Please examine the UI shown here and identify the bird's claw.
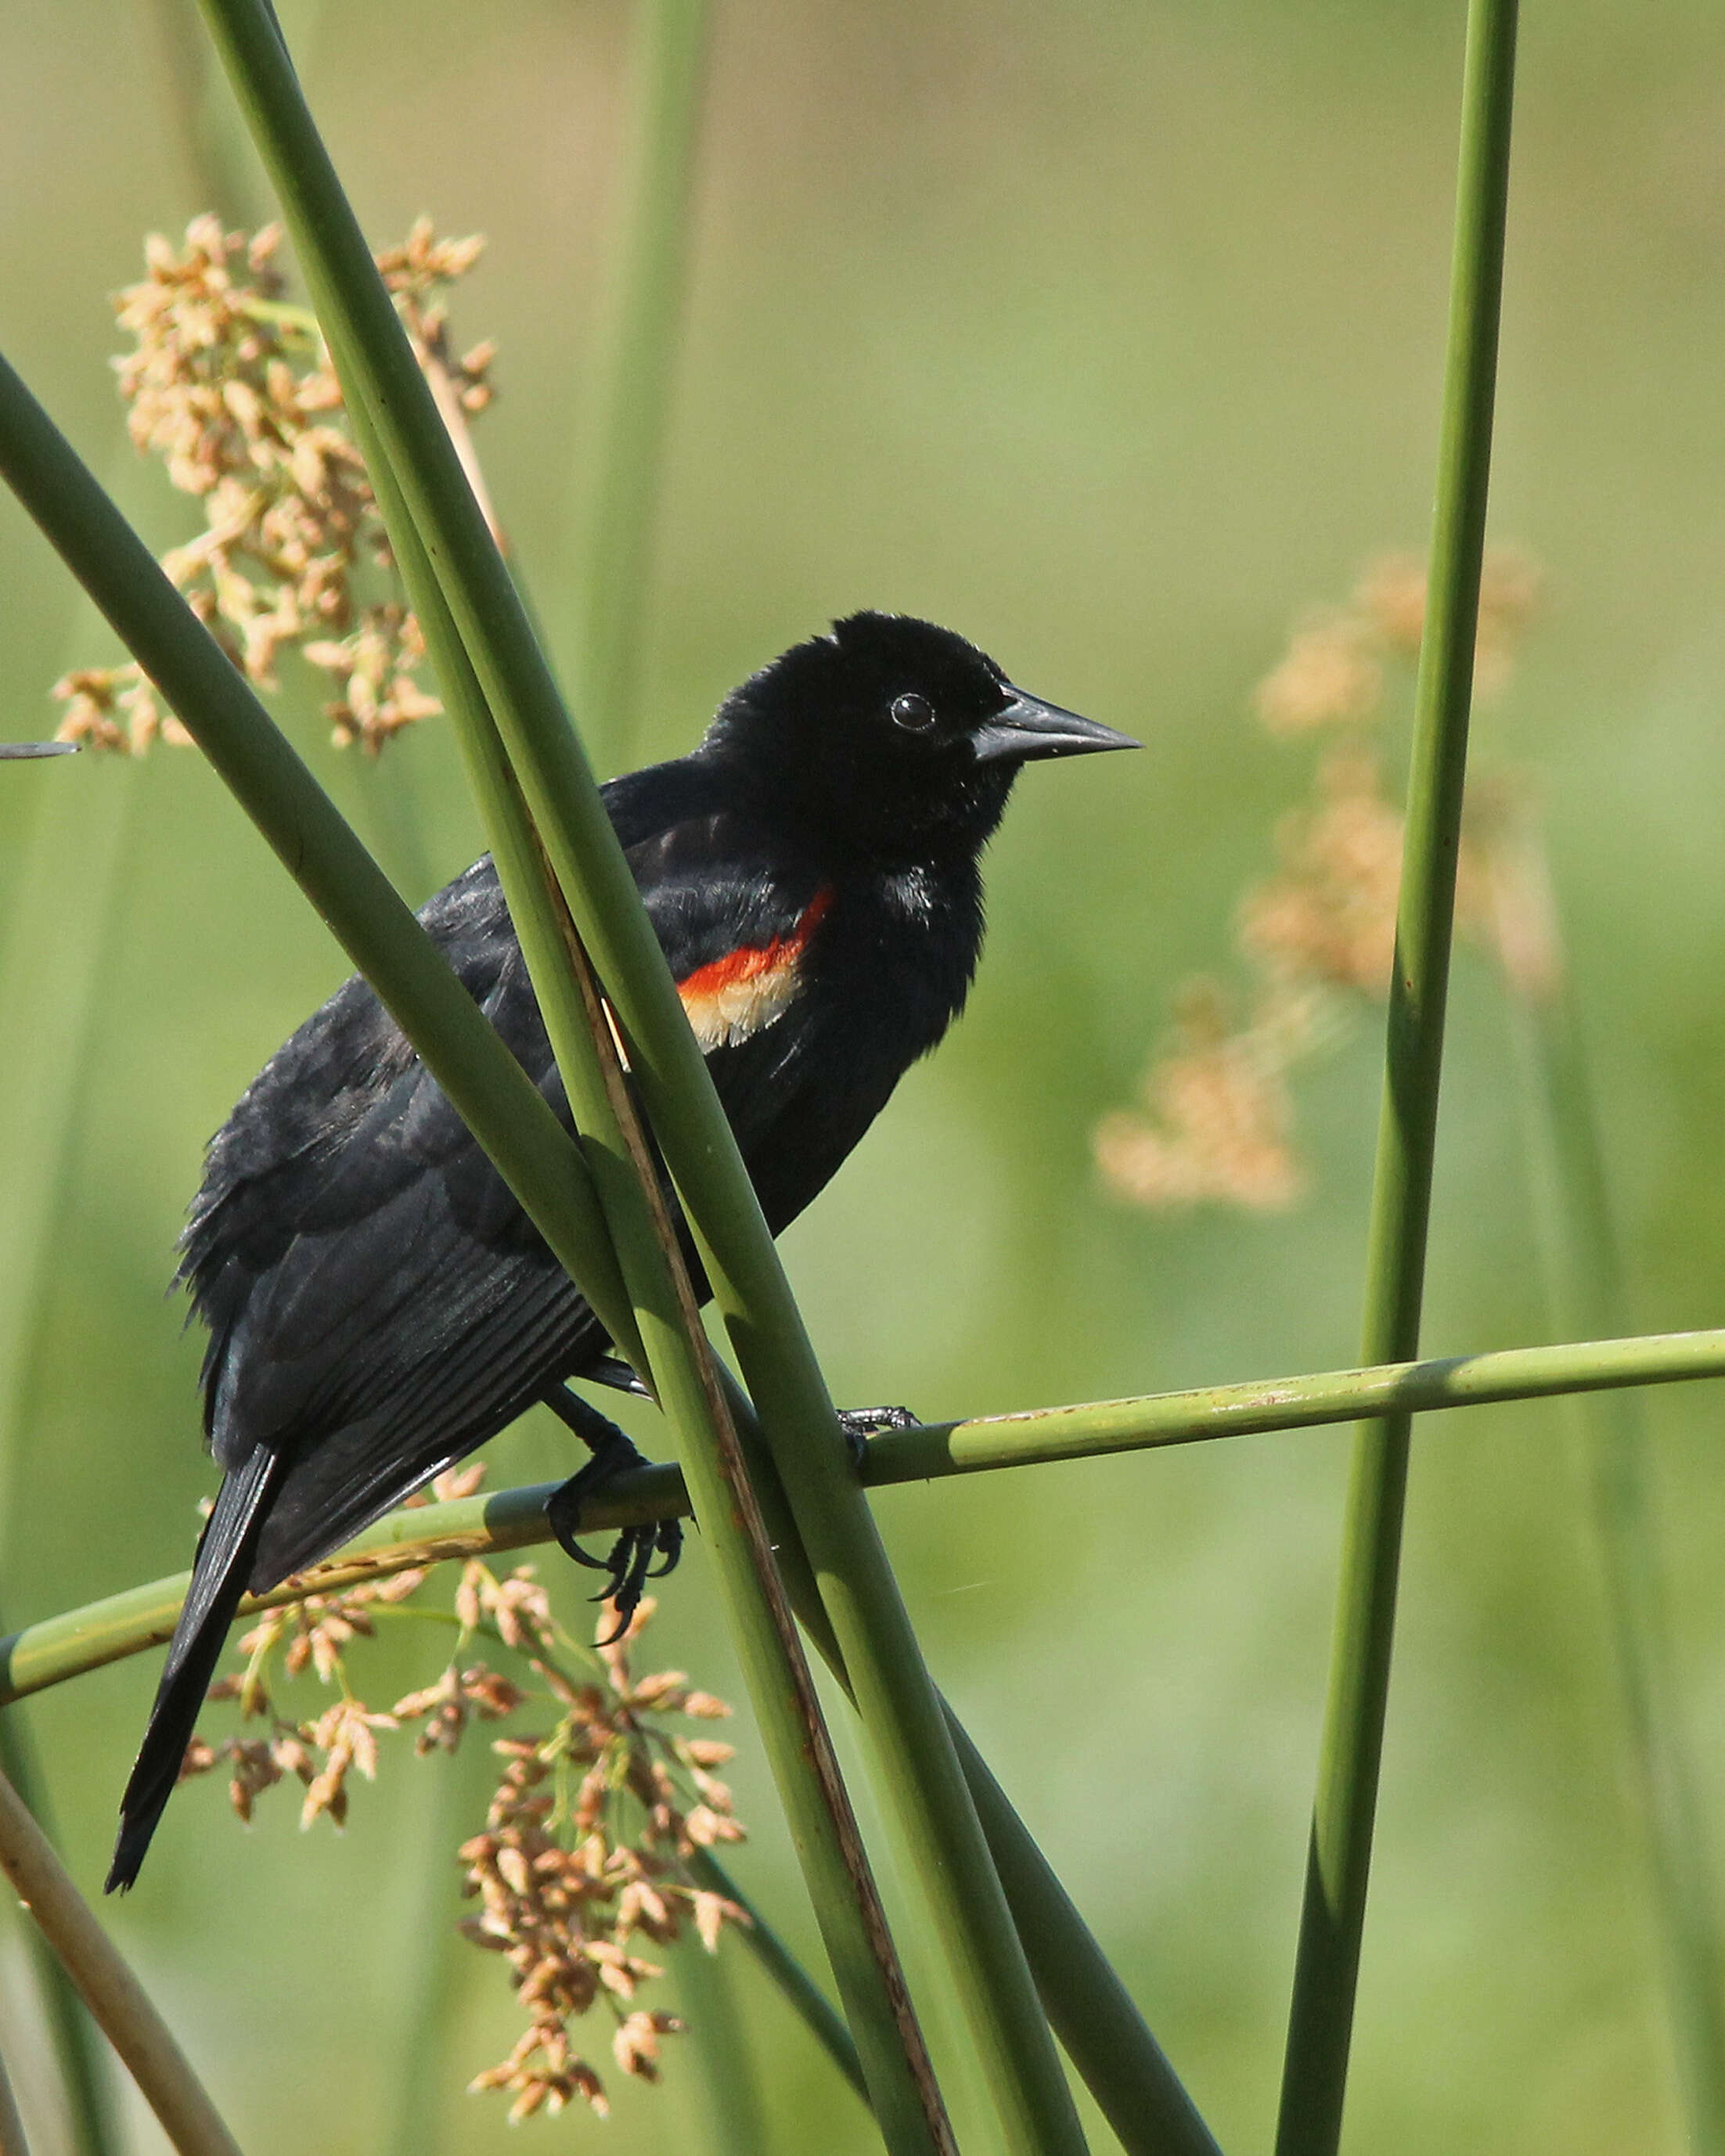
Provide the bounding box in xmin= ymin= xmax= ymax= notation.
xmin=542 ymin=1389 xmax=682 ymax=1642
xmin=835 ymin=1403 xmax=919 ymax=1471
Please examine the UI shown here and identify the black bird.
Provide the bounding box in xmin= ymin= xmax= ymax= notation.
xmin=108 ymin=611 xmax=1135 ymax=1890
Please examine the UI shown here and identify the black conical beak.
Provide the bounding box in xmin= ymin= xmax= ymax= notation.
xmin=0 ymin=741 xmax=77 ymax=760
xmin=970 ymin=687 xmax=1140 ymax=765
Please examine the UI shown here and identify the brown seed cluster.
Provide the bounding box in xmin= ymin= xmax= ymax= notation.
xmin=52 ymin=214 xmax=494 ymax=755
xmin=1094 ymin=981 xmax=1308 ymax=1211
xmin=182 ymin=1473 xmax=746 ymax=2125
xmin=456 ymin=1596 xmax=746 ymax=2120
xmin=1097 ymin=547 xmax=1554 ymax=1211
xmin=179 ymin=1565 xmax=430 ymax=1829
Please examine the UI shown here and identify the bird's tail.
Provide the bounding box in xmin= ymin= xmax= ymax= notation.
xmin=106 ymin=1446 xmax=284 ymax=1893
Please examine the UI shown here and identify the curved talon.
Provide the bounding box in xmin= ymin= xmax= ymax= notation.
xmin=542 ymin=1383 xmax=684 ymax=1636
xmin=646 ymin=1521 xmax=683 ymax=1579
xmin=554 ymin=1532 xmax=616 ymax=1574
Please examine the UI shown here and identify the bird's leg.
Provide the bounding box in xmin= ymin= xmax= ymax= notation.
xmin=541 ymin=1384 xmax=682 ymax=1639
xmin=834 ymin=1403 xmax=920 ymax=1470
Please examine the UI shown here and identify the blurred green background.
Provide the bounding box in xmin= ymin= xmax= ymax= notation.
xmin=2 ymin=1 xmax=1724 ymax=2151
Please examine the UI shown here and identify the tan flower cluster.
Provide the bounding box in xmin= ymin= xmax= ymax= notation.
xmin=1255 ymin=545 xmax=1543 ymax=735
xmin=53 ymin=214 xmax=495 ymax=755
xmin=182 ymin=1494 xmax=746 ymax=2124
xmin=456 ymin=1596 xmax=746 ymax=2121
xmin=1241 ymin=749 xmax=1411 ymax=995
xmin=179 ymin=1564 xmax=429 ymax=1828
xmin=1094 ymin=982 xmax=1307 ymax=1212
xmin=1098 ymin=547 xmax=1554 ymax=1211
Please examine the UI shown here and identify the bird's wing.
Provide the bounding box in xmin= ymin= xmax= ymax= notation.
xmin=185 ymin=862 xmax=604 ymax=1583
xmin=192 ymin=798 xmax=881 ymax=1593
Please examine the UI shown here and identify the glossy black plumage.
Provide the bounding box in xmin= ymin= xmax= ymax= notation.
xmin=108 ymin=612 xmax=1135 ymax=1890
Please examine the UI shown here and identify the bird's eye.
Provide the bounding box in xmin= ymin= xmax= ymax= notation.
xmin=891 ymin=692 xmax=935 ymax=733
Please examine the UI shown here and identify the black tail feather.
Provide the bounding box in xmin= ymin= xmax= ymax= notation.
xmin=106 ymin=1448 xmax=284 ymax=1893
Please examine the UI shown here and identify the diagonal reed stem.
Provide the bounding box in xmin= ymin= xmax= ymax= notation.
xmin=189 ymin=8 xmax=1089 ymax=2149
xmin=0 ymin=333 xmax=949 ymax=2154
xmin=0 ymin=351 xmax=643 ymax=1379
xmin=13 ymin=1322 xmax=1725 ymax=1711
xmin=1275 ymin=4 xmax=1519 ymax=2150
xmin=346 ymin=355 xmax=954 ymax=2151
xmin=0 ymin=1770 xmax=241 ymax=2156
xmin=687 ymin=1848 xmax=872 ymax=2110
xmin=0 ymin=302 xmax=1205 ymax=2153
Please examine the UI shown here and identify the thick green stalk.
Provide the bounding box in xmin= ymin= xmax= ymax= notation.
xmin=355 ymin=439 xmax=954 ymax=2154
xmin=0 ymin=345 xmax=642 ymax=1376
xmin=17 ymin=1320 xmax=1725 ymax=1708
xmin=0 ymin=338 xmax=943 ymax=2135
xmin=710 ymin=1376 xmax=1219 ymax=2156
xmin=573 ymin=0 xmax=709 ymax=765
xmin=687 ymin=1852 xmax=871 ymax=2110
xmin=945 ymin=1716 xmax=1219 ymax=2156
xmin=193 ymin=10 xmax=1087 ymax=2150
xmin=1511 ymin=985 xmax=1725 ymax=2150
xmin=0 ymin=1770 xmax=241 ymax=2156
xmin=1277 ymin=5 xmax=1519 ymax=2151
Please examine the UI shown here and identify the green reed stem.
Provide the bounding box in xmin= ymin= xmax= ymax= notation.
xmin=0 ymin=325 xmax=948 ymax=2147
xmin=0 ymin=346 xmax=643 ymax=1377
xmin=1510 ymin=982 xmax=1725 ymax=2151
xmin=349 ymin=407 xmax=954 ymax=2154
xmin=1277 ymin=5 xmax=1519 ymax=2149
xmin=0 ymin=1769 xmax=241 ymax=2156
xmin=687 ymin=1851 xmax=872 ymax=2110
xmin=708 ymin=1373 xmax=1218 ymax=2156
xmin=0 ymin=1709 xmax=116 ymax=2156
xmin=573 ymin=0 xmax=709 ymax=766
xmin=17 ymin=1319 xmax=1725 ymax=1709
xmin=675 ymin=1923 xmax=774 ymax=2156
xmin=192 ymin=9 xmax=1087 ymax=2149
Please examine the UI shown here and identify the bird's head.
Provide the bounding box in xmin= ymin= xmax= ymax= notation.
xmin=704 ymin=611 xmax=1137 ymax=859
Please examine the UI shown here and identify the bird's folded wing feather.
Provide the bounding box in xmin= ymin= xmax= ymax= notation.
xmin=185 ymin=809 xmax=841 ymax=1588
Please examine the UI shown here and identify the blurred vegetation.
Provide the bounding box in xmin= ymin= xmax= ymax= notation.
xmin=2 ymin=1 xmax=1723 ymax=2151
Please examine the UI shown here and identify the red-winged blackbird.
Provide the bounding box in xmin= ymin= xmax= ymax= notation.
xmin=108 ymin=611 xmax=1135 ymax=1889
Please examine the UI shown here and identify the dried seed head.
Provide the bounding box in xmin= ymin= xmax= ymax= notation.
xmin=57 ymin=215 xmax=495 ymax=755
xmin=1103 ymin=544 xmax=1547 ymax=1215
xmin=1255 ymin=610 xmax=1384 ymax=736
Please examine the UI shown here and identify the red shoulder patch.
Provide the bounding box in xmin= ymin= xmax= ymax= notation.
xmin=676 ymin=886 xmax=834 ymax=1050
